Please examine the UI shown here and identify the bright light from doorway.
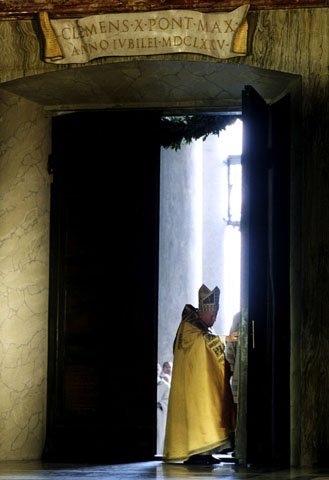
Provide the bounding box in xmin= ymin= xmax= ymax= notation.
xmin=219 ymin=119 xmax=242 ymax=333
xmin=223 ymin=225 xmax=241 ymax=333
xmin=219 ymin=119 xmax=242 ymax=156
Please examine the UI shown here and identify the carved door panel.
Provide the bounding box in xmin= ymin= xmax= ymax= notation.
xmin=45 ymin=111 xmax=161 ymax=462
xmin=237 ymin=86 xmax=290 ymax=466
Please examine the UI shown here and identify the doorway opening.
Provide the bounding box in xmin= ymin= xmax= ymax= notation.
xmin=38 ymin=78 xmax=295 ymax=465
xmin=157 ymin=117 xmax=243 ymax=457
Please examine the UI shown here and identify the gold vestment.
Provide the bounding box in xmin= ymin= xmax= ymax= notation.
xmin=163 ymin=305 xmax=236 ymax=462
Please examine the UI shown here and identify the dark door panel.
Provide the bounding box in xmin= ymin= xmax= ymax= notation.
xmin=238 ymin=87 xmax=290 ymax=466
xmin=44 ymin=111 xmax=161 ymax=462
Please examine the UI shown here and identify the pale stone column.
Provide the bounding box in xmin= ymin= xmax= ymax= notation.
xmin=202 ymin=134 xmax=228 ymax=334
xmin=158 ymin=140 xmax=203 ymax=367
xmin=0 ymin=89 xmax=51 ymax=460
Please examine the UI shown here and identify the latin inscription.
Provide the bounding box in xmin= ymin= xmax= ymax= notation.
xmin=47 ymin=7 xmax=250 ymax=64
xmin=61 ymin=17 xmax=236 ymax=40
xmin=68 ymin=36 xmax=229 ymax=57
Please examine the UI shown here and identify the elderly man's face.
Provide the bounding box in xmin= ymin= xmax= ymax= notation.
xmin=199 ymin=311 xmax=218 ymax=327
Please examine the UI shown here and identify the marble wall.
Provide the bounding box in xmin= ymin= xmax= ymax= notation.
xmin=0 ymin=89 xmax=51 ymax=460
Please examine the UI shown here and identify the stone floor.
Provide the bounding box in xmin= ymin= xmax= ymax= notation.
xmin=0 ymin=460 xmax=329 ymax=480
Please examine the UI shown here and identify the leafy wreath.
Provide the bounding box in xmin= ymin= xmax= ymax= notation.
xmin=159 ymin=114 xmax=240 ymax=151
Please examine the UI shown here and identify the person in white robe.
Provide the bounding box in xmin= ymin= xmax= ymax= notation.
xmin=160 ymin=361 xmax=172 ymax=385
xmin=225 ymin=311 xmax=241 ymax=406
xmin=157 ymin=363 xmax=170 ymax=455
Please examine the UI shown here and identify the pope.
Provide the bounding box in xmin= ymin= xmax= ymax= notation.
xmin=163 ymin=284 xmax=238 ymax=464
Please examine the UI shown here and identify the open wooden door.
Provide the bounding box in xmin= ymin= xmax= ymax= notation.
xmin=44 ymin=110 xmax=161 ymax=462
xmin=237 ymin=86 xmax=290 ymax=466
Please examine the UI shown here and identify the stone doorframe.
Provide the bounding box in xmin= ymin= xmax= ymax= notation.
xmin=0 ymin=57 xmax=301 ymax=462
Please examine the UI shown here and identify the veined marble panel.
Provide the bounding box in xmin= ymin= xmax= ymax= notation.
xmin=0 ymin=89 xmax=51 ymax=460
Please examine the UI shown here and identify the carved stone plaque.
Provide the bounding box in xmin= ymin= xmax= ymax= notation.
xmin=39 ymin=5 xmax=250 ymax=64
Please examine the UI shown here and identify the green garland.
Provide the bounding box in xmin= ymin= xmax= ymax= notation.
xmin=159 ymin=114 xmax=240 ymax=151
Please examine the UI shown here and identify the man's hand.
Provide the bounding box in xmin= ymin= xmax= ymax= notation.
xmin=226 ymin=331 xmax=239 ymax=343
